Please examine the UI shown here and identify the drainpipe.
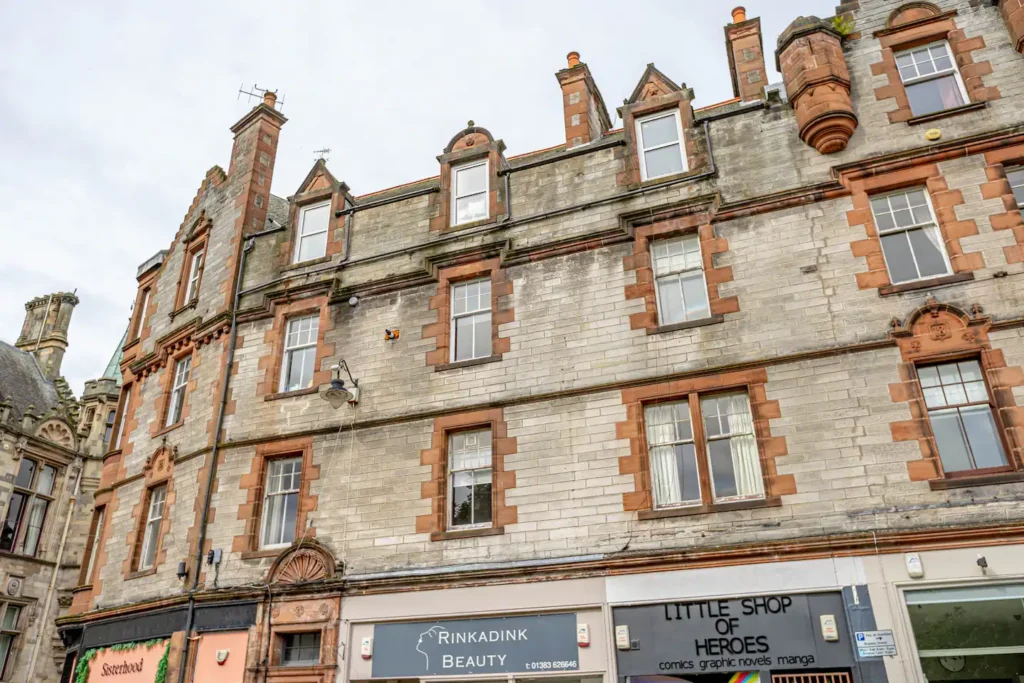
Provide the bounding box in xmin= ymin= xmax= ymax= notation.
xmin=26 ymin=461 xmax=82 ymax=680
xmin=176 ymin=236 xmax=255 ymax=683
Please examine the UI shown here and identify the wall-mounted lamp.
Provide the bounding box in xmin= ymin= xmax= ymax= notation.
xmin=977 ymin=554 xmax=989 ymax=575
xmin=177 ymin=561 xmax=188 ymax=581
xmin=323 ymin=360 xmax=360 ymax=408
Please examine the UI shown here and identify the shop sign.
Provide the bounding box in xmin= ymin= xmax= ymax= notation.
xmin=855 ymin=630 xmax=897 ymax=657
xmin=77 ymin=639 xmax=169 ymax=683
xmin=371 ymin=613 xmax=579 ymax=677
xmin=614 ymin=593 xmax=855 ymax=676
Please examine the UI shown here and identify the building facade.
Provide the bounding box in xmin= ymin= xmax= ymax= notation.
xmin=59 ymin=1 xmax=1024 ymax=682
xmin=0 ymin=294 xmax=122 ymax=682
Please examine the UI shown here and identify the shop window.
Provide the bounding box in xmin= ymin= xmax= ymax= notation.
xmin=451 ymin=278 xmax=492 ymax=362
xmin=294 ymin=201 xmax=330 ymax=263
xmin=905 ymin=584 xmax=1024 ymax=681
xmin=79 ymin=506 xmax=105 ymax=586
xmin=0 ymin=457 xmax=58 ymax=556
xmin=448 ymin=429 xmax=493 ymax=528
xmin=1008 ymin=166 xmax=1024 ymax=207
xmin=280 ymin=315 xmax=319 ymax=392
xmin=645 ymin=392 xmax=763 ymax=508
xmin=0 ymin=603 xmax=23 ymax=680
xmin=164 ymin=355 xmax=192 ymax=428
xmin=652 ymin=234 xmax=710 ymax=324
xmin=869 ymin=188 xmax=951 ymax=284
xmin=635 ymin=110 xmax=686 ymax=181
xmin=451 ymin=160 xmax=488 ymax=226
xmin=280 ymin=631 xmax=321 ymax=666
xmin=260 ymin=457 xmax=302 ymax=548
xmin=102 ymin=409 xmax=116 ymax=445
xmin=137 ymin=484 xmax=167 ymax=571
xmin=918 ymin=359 xmax=1008 ymax=474
xmin=895 ymin=41 xmax=969 ymax=117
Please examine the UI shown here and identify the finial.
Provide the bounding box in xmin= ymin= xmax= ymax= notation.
xmin=467 ymin=120 xmax=475 ymax=128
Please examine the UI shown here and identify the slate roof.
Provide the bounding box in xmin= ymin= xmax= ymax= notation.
xmin=268 ymin=194 xmax=289 ymax=228
xmin=0 ymin=341 xmax=61 ymax=421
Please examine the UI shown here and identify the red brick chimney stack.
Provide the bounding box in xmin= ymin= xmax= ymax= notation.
xmin=724 ymin=6 xmax=767 ymax=102
xmin=555 ymin=51 xmax=612 ymax=149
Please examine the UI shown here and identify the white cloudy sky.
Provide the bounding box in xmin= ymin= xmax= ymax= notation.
xmin=0 ymin=0 xmax=836 ymax=395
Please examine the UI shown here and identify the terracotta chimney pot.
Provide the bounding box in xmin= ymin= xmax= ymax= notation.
xmin=732 ymin=6 xmax=747 ymax=23
xmin=567 ymin=51 xmax=581 ymax=68
xmin=263 ymin=90 xmax=278 ymax=108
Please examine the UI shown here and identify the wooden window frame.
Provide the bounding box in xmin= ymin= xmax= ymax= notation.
xmin=0 ymin=601 xmax=25 ymax=681
xmin=163 ymin=353 xmax=193 ymax=429
xmin=259 ymin=455 xmax=303 ymax=550
xmin=635 ymin=109 xmax=688 ymax=181
xmin=135 ymin=483 xmax=167 ymax=572
xmin=449 ymin=277 xmax=492 ymax=363
xmin=77 ymin=505 xmax=106 ymax=587
xmin=868 ymin=186 xmax=953 ymax=286
xmin=109 ymin=382 xmax=132 ymax=453
xmin=0 ymin=456 xmax=59 ymax=557
xmin=450 ymin=159 xmax=490 ymax=227
xmin=446 ymin=427 xmax=495 ymax=531
xmin=130 ymin=287 xmax=151 ymax=342
xmin=893 ymin=40 xmax=970 ymax=118
xmin=279 ymin=315 xmax=320 ymax=393
xmin=277 ymin=630 xmax=322 ymax=667
xmin=173 ymin=230 xmax=209 ymax=313
xmin=292 ymin=200 xmax=331 ymax=264
xmin=650 ymin=233 xmax=712 ymax=326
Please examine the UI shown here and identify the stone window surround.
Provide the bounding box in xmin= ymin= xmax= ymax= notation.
xmin=870 ymin=7 xmax=999 ymax=125
xmin=129 ymin=272 xmax=157 ymax=345
xmin=233 ymin=436 xmax=320 ymax=560
xmin=429 ymin=125 xmax=507 ymax=233
xmin=623 ymin=213 xmax=738 ymax=334
xmin=888 ymin=300 xmax=1024 ymax=490
xmin=980 ymin=143 xmax=1024 ymax=265
xmin=847 ymin=162 xmax=984 ymax=295
xmin=2 ymin=454 xmax=61 ymax=557
xmin=123 ymin=448 xmax=176 ymax=580
xmin=152 ymin=346 xmax=197 ymax=436
xmin=616 ymin=367 xmax=794 ymax=520
xmin=257 ymin=294 xmax=335 ymax=401
xmin=107 ymin=381 xmax=133 ymax=455
xmin=76 ymin=504 xmax=106 ymax=587
xmin=416 ymin=408 xmax=518 ymax=541
xmin=618 ymin=91 xmax=704 ymax=189
xmin=422 ymin=259 xmax=514 ymax=371
xmin=260 ymin=596 xmax=339 ymax=683
xmin=281 ymin=186 xmax=344 ymax=268
xmin=172 ymin=222 xmax=210 ymax=315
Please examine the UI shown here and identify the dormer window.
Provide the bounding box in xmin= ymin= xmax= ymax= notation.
xmin=294 ymin=201 xmax=330 ymax=263
xmin=185 ymin=250 xmax=204 ymax=302
xmin=895 ymin=41 xmax=968 ymax=117
xmin=636 ymin=110 xmax=686 ymax=181
xmin=451 ymin=160 xmax=488 ymax=226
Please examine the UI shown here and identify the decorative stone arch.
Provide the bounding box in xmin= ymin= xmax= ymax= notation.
xmin=886 ymin=2 xmax=942 ymax=29
xmin=887 ymin=297 xmax=1024 ymax=484
xmin=265 ymin=539 xmax=338 ymax=586
xmin=36 ymin=418 xmax=76 ymax=450
xmin=430 ymin=122 xmax=507 ymax=232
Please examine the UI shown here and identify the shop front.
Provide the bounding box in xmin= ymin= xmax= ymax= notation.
xmin=343 ymin=577 xmax=609 ymax=683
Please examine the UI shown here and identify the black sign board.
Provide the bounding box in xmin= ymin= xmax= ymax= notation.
xmin=371 ymin=613 xmax=580 ymax=678
xmin=614 ymin=592 xmax=855 ymax=676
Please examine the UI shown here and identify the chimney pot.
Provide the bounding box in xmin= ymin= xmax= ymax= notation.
xmin=732 ymin=6 xmax=747 ymax=23
xmin=263 ymin=90 xmax=278 ymax=108
xmin=567 ymin=51 xmax=581 ymax=68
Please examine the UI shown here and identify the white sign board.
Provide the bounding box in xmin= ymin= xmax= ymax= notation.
xmin=855 ymin=630 xmax=897 ymax=657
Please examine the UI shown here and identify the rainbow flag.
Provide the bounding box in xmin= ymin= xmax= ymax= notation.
xmin=727 ymin=673 xmax=760 ymax=683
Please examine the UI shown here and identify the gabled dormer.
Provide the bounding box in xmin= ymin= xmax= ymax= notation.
xmin=284 ymin=158 xmax=351 ymax=266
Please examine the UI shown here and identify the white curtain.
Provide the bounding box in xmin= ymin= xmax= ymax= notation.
xmin=725 ymin=394 xmax=763 ymax=498
xmin=645 ymin=404 xmax=684 ymax=505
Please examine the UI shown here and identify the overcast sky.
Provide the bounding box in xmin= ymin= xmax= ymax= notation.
xmin=0 ymin=0 xmax=836 ymax=396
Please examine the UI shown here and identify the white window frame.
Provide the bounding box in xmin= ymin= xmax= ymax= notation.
xmin=112 ymin=385 xmax=131 ymax=451
xmin=450 ymin=278 xmax=492 ymax=363
xmin=635 ymin=110 xmax=687 ymax=181
xmin=293 ymin=201 xmax=331 ymax=263
xmin=138 ymin=484 xmax=166 ymax=571
xmin=447 ymin=429 xmax=493 ymax=529
xmin=259 ymin=456 xmax=302 ymax=549
xmin=133 ymin=289 xmax=150 ymax=340
xmin=894 ymin=40 xmax=969 ymax=116
xmin=870 ymin=188 xmax=952 ymax=285
xmin=82 ymin=507 xmax=104 ymax=584
xmin=1007 ymin=166 xmax=1024 ymax=208
xmin=651 ymin=234 xmax=711 ymax=325
xmin=165 ymin=356 xmax=192 ymax=427
xmin=279 ymin=315 xmax=320 ymax=393
xmin=185 ymin=250 xmax=204 ymax=302
xmin=450 ymin=160 xmax=489 ymax=227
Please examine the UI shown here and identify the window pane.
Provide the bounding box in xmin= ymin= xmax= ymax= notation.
xmin=299 ymin=203 xmax=330 ymax=237
xmin=960 ymin=405 xmax=1007 ymax=469
xmin=455 ymin=194 xmax=488 ymax=224
xmin=906 ymin=75 xmax=965 ymax=116
xmin=931 ymin=408 xmax=974 ymax=472
xmin=907 ymin=227 xmax=949 ymax=278
xmin=14 ymin=459 xmax=35 ymax=489
xmin=450 ymin=430 xmax=492 ymax=471
xmin=657 ymin=278 xmax=685 ymax=325
xmin=22 ymin=498 xmax=48 ymax=556
xmin=681 ymin=271 xmax=710 ymax=320
xmin=708 ymin=440 xmax=738 ymax=498
xmin=474 ymin=312 xmax=492 ymax=358
xmin=643 ymin=144 xmax=684 ymax=179
xmin=455 ymin=163 xmax=487 ymax=197
xmin=0 ymin=493 xmax=26 ymax=552
xmin=284 ymin=346 xmax=317 ymax=392
xmin=917 ymin=366 xmax=940 ymax=388
xmin=297 ymin=231 xmax=328 ymax=262
xmin=0 ymin=634 xmax=11 ymax=680
xmin=645 ymin=402 xmax=692 ymax=445
xmin=281 ymin=491 xmax=298 ymax=544
xmin=923 ymin=387 xmax=946 ymax=409
xmin=451 ymin=471 xmax=475 ymax=526
xmin=652 ymin=235 xmax=701 ymax=275
xmin=472 ymin=470 xmax=493 ymax=525
xmin=37 ymin=465 xmax=56 ymax=496
xmin=454 ymin=315 xmax=475 ymax=361
xmin=141 ymin=520 xmax=160 ymax=569
xmin=1007 ymin=168 xmax=1024 ymax=206
xmin=283 ymin=632 xmax=321 ymax=665
xmin=261 ymin=493 xmax=285 ymax=546
xmin=650 ymin=444 xmax=701 ymax=506
xmin=639 ymin=114 xmax=680 ymax=149
xmin=1 ymin=605 xmax=19 ymax=630
xmin=881 ymin=231 xmax=919 ymax=283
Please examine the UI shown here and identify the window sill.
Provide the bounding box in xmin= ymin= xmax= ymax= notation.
xmin=153 ymin=421 xmax=183 ymax=438
xmin=169 ymin=299 xmax=198 ymax=319
xmin=241 ymin=548 xmax=286 ymax=561
xmin=126 ymin=568 xmax=157 ymax=581
xmin=907 ymin=101 xmax=986 ymax=126
xmin=879 ymin=272 xmax=974 ymax=296
xmin=647 ymin=314 xmax=725 ymax=335
xmin=638 ymin=167 xmax=705 ymax=188
xmin=431 ymin=526 xmax=504 ymax=541
xmin=638 ymin=496 xmax=782 ymax=520
xmin=929 ymin=471 xmax=1024 ymax=490
xmin=282 ymin=255 xmax=331 ymax=272
xmin=434 ymin=354 xmax=503 ymax=372
xmin=443 ymin=217 xmax=500 ymax=234
xmin=264 ymin=386 xmax=320 ymax=401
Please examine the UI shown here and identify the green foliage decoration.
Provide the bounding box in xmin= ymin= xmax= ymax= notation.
xmin=73 ymin=639 xmax=171 ymax=683
xmin=831 ymin=15 xmax=856 ymax=37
